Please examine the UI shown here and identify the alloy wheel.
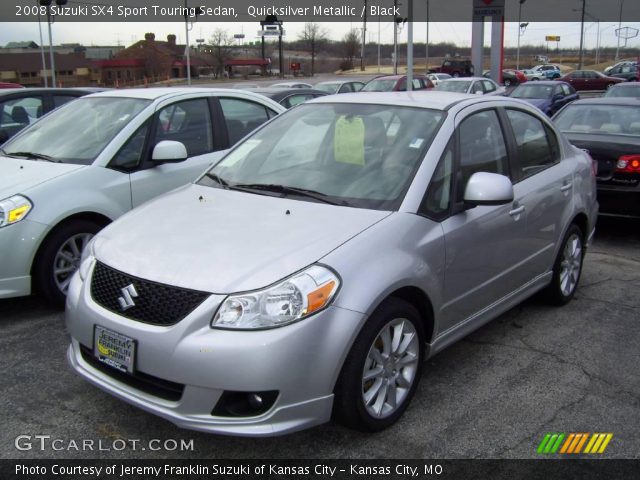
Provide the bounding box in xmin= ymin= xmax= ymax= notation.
xmin=361 ymin=318 xmax=419 ymax=419
xmin=53 ymin=233 xmax=94 ymax=294
xmin=559 ymin=233 xmax=582 ymax=297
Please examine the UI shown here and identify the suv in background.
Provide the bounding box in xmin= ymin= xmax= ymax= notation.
xmin=436 ymin=59 xmax=474 ymax=77
xmin=607 ymin=63 xmax=638 ymax=82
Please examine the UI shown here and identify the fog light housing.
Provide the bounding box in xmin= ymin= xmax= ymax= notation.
xmin=211 ymin=390 xmax=279 ymax=417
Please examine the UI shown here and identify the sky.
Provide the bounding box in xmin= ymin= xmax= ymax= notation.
xmin=1 ymin=21 xmax=639 ymax=51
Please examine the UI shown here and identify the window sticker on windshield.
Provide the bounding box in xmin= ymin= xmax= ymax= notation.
xmin=223 ymin=139 xmax=261 ymax=166
xmin=334 ymin=116 xmax=365 ymax=165
xmin=409 ymin=138 xmax=424 ymax=149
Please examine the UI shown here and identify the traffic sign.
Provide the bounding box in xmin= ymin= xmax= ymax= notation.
xmin=545 ymin=36 xmax=561 ymax=42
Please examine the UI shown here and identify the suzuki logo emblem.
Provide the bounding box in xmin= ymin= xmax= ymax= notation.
xmin=118 ymin=284 xmax=138 ymax=311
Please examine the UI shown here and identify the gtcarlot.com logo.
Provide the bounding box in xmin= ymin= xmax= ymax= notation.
xmin=537 ymin=432 xmax=613 ymax=455
xmin=14 ymin=435 xmax=195 ymax=452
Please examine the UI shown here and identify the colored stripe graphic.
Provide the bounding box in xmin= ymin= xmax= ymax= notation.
xmin=539 ymin=433 xmax=613 ymax=454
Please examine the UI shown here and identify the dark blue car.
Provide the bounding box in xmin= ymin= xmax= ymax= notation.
xmin=507 ymin=81 xmax=579 ymax=117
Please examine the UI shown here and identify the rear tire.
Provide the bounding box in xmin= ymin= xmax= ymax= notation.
xmin=452 ymin=72 xmax=460 ymax=78
xmin=33 ymin=219 xmax=102 ymax=307
xmin=333 ymin=298 xmax=425 ymax=432
xmin=543 ymin=224 xmax=585 ymax=305
xmin=504 ymin=79 xmax=512 ymax=87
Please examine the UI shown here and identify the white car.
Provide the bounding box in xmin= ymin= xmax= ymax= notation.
xmin=0 ymin=88 xmax=285 ymax=304
xmin=435 ymin=77 xmax=506 ymax=96
xmin=427 ymin=73 xmax=452 ymax=86
xmin=269 ymin=82 xmax=313 ymax=89
xmin=522 ymin=69 xmax=547 ymax=81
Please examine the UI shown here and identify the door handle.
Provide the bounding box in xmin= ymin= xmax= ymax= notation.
xmin=560 ymin=183 xmax=573 ymax=192
xmin=509 ymin=205 xmax=525 ymax=216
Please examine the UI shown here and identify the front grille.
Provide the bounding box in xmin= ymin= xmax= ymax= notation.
xmin=90 ymin=261 xmax=209 ymax=326
xmin=80 ymin=345 xmax=184 ymax=401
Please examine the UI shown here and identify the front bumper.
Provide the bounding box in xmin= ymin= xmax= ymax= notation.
xmin=0 ymin=219 xmax=48 ymax=298
xmin=65 ymin=263 xmax=364 ymax=436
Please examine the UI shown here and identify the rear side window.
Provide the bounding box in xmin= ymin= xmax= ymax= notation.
xmin=506 ymin=109 xmax=559 ymax=180
xmin=220 ymin=98 xmax=271 ymax=145
xmin=155 ymin=99 xmax=213 ymax=157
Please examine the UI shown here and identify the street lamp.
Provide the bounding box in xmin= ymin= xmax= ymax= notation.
xmin=578 ymin=0 xmax=586 ymax=69
xmin=425 ymin=0 xmax=429 ymax=73
xmin=39 ymin=0 xmax=67 ymax=88
xmin=615 ymin=0 xmax=624 ymax=61
xmin=516 ymin=0 xmax=527 ymax=71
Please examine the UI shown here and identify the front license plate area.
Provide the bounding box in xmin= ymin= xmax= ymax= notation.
xmin=94 ymin=325 xmax=135 ymax=374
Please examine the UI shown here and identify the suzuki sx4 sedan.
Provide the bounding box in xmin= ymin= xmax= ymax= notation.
xmin=66 ymin=92 xmax=598 ymax=436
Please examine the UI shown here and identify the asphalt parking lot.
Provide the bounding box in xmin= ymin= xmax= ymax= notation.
xmin=1 ymin=215 xmax=639 ymax=460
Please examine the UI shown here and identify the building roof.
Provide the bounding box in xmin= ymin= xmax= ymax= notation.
xmin=4 ymin=41 xmax=39 ymax=49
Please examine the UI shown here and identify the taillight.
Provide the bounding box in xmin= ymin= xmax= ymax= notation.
xmin=615 ymin=155 xmax=640 ymax=173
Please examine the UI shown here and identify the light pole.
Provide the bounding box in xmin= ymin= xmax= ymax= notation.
xmin=39 ymin=0 xmax=67 ymax=88
xmin=615 ymin=0 xmax=624 ymax=61
xmin=578 ymin=0 xmax=586 ymax=69
xmin=36 ymin=2 xmax=48 ymax=87
xmin=425 ymin=0 xmax=429 ymax=73
xmin=516 ymin=0 xmax=527 ymax=70
xmin=361 ymin=0 xmax=367 ymax=71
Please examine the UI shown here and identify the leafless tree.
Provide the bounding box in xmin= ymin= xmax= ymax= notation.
xmin=298 ymin=22 xmax=328 ymax=76
xmin=341 ymin=29 xmax=360 ymax=71
xmin=209 ymin=29 xmax=234 ymax=78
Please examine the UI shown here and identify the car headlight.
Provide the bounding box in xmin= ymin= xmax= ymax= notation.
xmin=212 ymin=265 xmax=340 ymax=330
xmin=78 ymin=236 xmax=96 ymax=281
xmin=0 ymin=195 xmax=32 ymax=228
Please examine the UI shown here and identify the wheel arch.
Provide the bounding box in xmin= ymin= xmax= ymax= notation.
xmin=30 ymin=211 xmax=112 ymax=277
xmin=380 ymin=286 xmax=436 ymax=345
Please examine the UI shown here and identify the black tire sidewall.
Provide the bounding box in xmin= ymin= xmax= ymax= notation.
xmin=547 ymin=224 xmax=585 ymax=305
xmin=33 ymin=219 xmax=102 ymax=307
xmin=333 ymin=298 xmax=425 ymax=432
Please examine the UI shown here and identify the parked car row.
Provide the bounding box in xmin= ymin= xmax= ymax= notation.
xmin=59 ymin=91 xmax=597 ymax=437
xmin=2 ymin=77 xmax=637 ymax=438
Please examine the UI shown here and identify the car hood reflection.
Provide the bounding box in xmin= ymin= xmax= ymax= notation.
xmin=94 ymin=184 xmax=391 ymax=293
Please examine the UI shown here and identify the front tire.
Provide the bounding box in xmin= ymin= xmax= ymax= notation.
xmin=504 ymin=79 xmax=512 ymax=87
xmin=333 ymin=298 xmax=425 ymax=432
xmin=543 ymin=224 xmax=585 ymax=305
xmin=33 ymin=219 xmax=101 ymax=307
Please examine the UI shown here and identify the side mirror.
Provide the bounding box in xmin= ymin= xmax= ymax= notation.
xmin=474 ymin=90 xmax=484 ymax=95
xmin=151 ymin=140 xmax=187 ymax=164
xmin=552 ymin=93 xmax=563 ymax=102
xmin=463 ymin=172 xmax=514 ymax=207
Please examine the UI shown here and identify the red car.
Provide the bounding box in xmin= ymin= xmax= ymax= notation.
xmin=361 ymin=74 xmax=434 ymax=92
xmin=0 ymin=82 xmax=24 ymax=89
xmin=559 ymin=70 xmax=625 ymax=91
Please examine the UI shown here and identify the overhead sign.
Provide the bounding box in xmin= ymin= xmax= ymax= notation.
xmin=234 ymin=34 xmax=245 ymax=39
xmin=258 ymin=30 xmax=285 ymax=37
xmin=473 ymin=0 xmax=504 ymax=17
xmin=545 ymin=36 xmax=561 ymax=42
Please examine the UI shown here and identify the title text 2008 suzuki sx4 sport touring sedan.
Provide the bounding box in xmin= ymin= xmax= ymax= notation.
xmin=66 ymin=92 xmax=598 ymax=436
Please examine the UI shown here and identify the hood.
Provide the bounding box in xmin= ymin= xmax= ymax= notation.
xmin=521 ymin=98 xmax=550 ymax=110
xmin=0 ymin=156 xmax=85 ymax=199
xmin=94 ymin=184 xmax=391 ymax=293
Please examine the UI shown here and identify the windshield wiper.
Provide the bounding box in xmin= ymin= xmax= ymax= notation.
xmin=231 ymin=183 xmax=348 ymax=206
xmin=203 ymin=172 xmax=229 ymax=189
xmin=5 ymin=151 xmax=57 ymax=162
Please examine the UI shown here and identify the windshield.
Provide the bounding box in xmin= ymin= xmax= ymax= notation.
xmin=315 ymin=83 xmax=339 ymax=93
xmin=199 ymin=103 xmax=445 ymax=210
xmin=604 ymin=85 xmax=640 ymax=98
xmin=436 ymin=81 xmax=471 ymax=93
xmin=361 ymin=79 xmax=398 ymax=92
xmin=2 ymin=97 xmax=151 ymax=164
xmin=510 ymin=84 xmax=553 ymax=99
xmin=554 ymin=104 xmax=640 ymax=135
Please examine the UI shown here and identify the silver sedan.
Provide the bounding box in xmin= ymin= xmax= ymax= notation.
xmin=66 ymin=92 xmax=598 ymax=436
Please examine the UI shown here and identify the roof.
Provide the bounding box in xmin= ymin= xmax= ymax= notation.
xmin=85 ymin=87 xmax=286 ymax=111
xmin=609 ymin=81 xmax=640 ymax=87
xmin=564 ymin=97 xmax=640 ymax=106
xmin=0 ymin=52 xmax=90 ymax=71
xmin=441 ymin=77 xmax=486 ymax=82
xmin=248 ymin=88 xmax=328 ymax=101
xmin=308 ymin=91 xmax=499 ymax=110
xmin=368 ymin=74 xmax=428 ymax=80
xmin=0 ymin=87 xmax=104 ymax=97
xmin=516 ymin=80 xmax=568 ymax=86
